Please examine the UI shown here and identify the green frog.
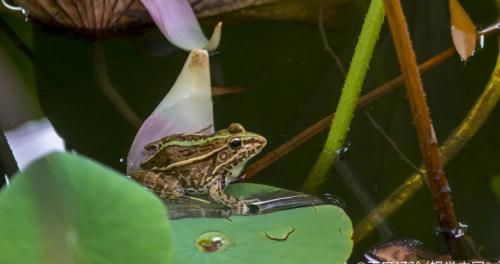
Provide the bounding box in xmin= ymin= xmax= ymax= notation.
xmin=129 ymin=123 xmax=267 ymax=214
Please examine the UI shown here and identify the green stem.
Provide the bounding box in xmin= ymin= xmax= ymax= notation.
xmin=302 ymin=0 xmax=385 ymax=193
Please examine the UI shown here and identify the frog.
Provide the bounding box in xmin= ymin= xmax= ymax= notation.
xmin=129 ymin=123 xmax=267 ymax=214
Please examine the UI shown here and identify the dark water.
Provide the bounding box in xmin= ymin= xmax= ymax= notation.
xmin=1 ymin=0 xmax=499 ymax=260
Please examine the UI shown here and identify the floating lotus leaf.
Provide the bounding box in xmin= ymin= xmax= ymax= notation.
xmin=168 ymin=183 xmax=353 ymax=264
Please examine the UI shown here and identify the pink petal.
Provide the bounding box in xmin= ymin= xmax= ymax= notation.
xmin=127 ymin=49 xmax=214 ymax=173
xmin=141 ymin=0 xmax=221 ymax=51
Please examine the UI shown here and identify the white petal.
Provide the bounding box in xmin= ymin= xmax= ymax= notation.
xmin=127 ymin=49 xmax=214 ymax=172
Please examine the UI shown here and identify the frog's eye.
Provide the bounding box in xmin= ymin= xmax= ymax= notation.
xmin=229 ymin=138 xmax=242 ymax=149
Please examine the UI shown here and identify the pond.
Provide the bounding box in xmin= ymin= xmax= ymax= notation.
xmin=0 ymin=0 xmax=498 ymax=261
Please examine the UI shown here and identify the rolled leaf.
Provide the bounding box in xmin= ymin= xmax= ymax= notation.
xmin=449 ymin=0 xmax=477 ymax=61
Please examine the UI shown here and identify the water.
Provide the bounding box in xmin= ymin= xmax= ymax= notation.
xmin=0 ymin=0 xmax=499 ymax=260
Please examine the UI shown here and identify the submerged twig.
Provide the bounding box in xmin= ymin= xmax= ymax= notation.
xmin=318 ymin=0 xmax=346 ymax=78
xmin=93 ymin=43 xmax=142 ymax=128
xmin=302 ymin=0 xmax=385 ymax=194
xmin=383 ymin=0 xmax=459 ymax=246
xmin=244 ymin=47 xmax=456 ymax=180
xmin=365 ymin=112 xmax=420 ymax=172
xmin=354 ymin=46 xmax=500 ymax=242
xmin=478 ymin=20 xmax=500 ymax=37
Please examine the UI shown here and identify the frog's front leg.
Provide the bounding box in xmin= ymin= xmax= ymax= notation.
xmin=129 ymin=170 xmax=184 ymax=200
xmin=208 ymin=176 xmax=250 ymax=214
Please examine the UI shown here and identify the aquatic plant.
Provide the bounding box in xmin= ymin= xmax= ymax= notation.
xmin=0 ymin=0 xmax=498 ymax=262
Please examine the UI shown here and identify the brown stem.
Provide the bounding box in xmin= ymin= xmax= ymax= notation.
xmin=354 ymin=45 xmax=500 ymax=244
xmin=244 ymin=47 xmax=455 ymax=179
xmin=93 ymin=43 xmax=142 ymax=129
xmin=383 ymin=0 xmax=458 ymax=244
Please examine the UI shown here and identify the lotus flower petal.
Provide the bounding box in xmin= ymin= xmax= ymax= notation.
xmin=127 ymin=49 xmax=214 ymax=173
xmin=141 ymin=0 xmax=221 ymax=51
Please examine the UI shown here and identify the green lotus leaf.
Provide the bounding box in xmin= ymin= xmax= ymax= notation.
xmin=169 ymin=183 xmax=353 ymax=264
xmin=0 ymin=152 xmax=171 ymax=264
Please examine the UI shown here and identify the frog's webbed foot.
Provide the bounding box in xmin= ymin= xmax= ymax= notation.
xmin=232 ymin=198 xmax=261 ymax=214
xmin=234 ymin=200 xmax=263 ymax=214
xmin=129 ymin=170 xmax=184 ymax=200
xmin=208 ymin=177 xmax=257 ymax=214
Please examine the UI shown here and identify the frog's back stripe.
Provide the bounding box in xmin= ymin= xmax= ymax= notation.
xmin=157 ymin=145 xmax=227 ymax=171
xmin=145 ymin=134 xmax=210 ymax=150
xmin=141 ymin=139 xmax=226 ymax=169
xmin=152 ymin=132 xmax=261 ymax=149
xmin=141 ymin=133 xmax=262 ymax=168
xmin=156 ymin=135 xmax=229 ymax=148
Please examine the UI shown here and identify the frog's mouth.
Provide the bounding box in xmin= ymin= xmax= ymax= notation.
xmin=230 ymin=135 xmax=266 ymax=182
xmin=242 ymin=135 xmax=267 ymax=158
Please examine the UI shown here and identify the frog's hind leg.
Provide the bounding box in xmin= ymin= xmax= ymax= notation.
xmin=129 ymin=170 xmax=183 ymax=200
xmin=157 ymin=175 xmax=185 ymax=199
xmin=208 ymin=176 xmax=250 ymax=214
